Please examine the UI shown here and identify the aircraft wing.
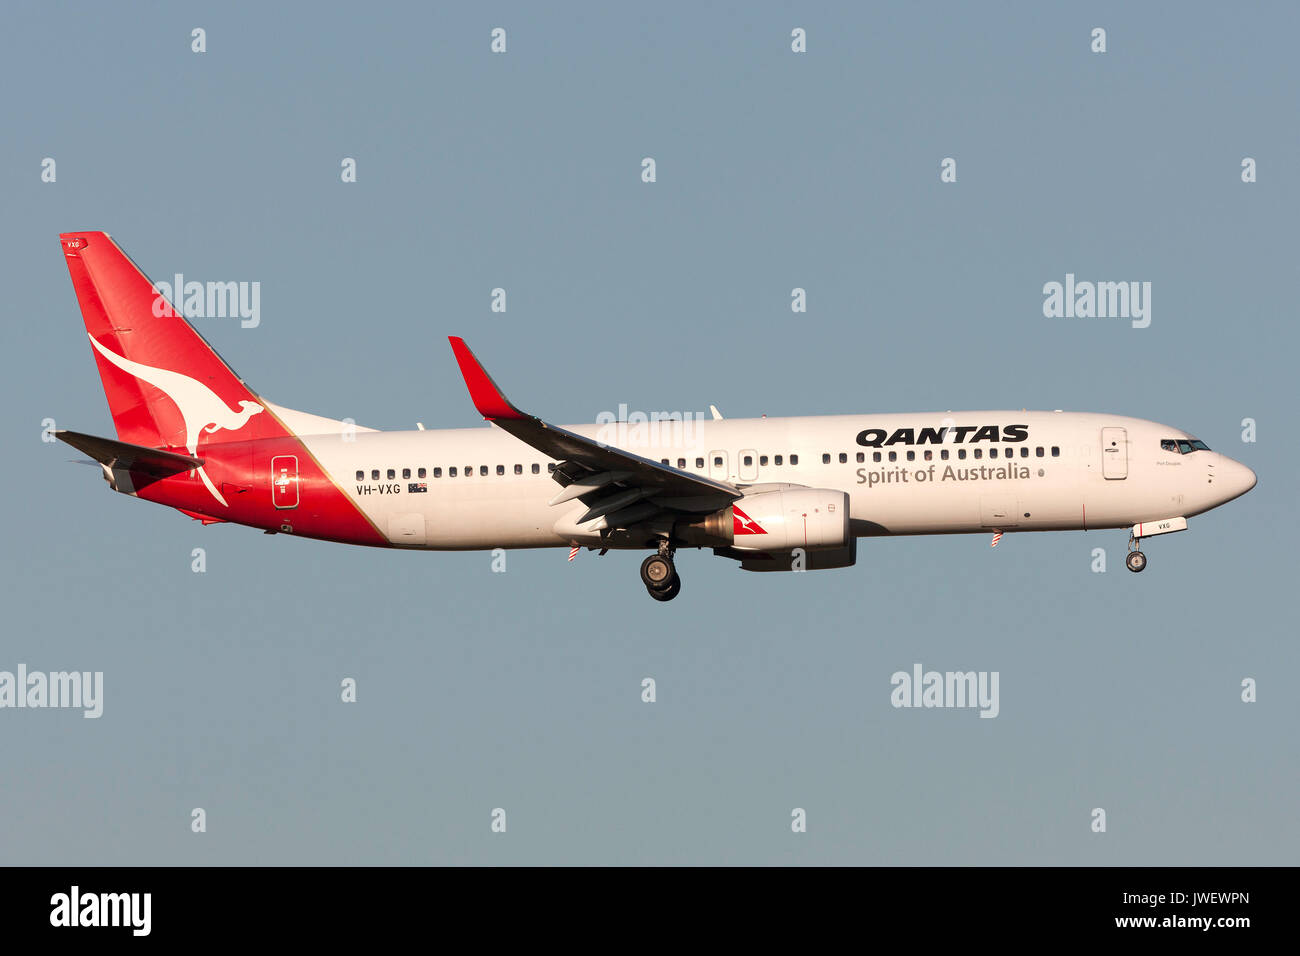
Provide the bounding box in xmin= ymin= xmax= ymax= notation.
xmin=448 ymin=337 xmax=739 ymax=529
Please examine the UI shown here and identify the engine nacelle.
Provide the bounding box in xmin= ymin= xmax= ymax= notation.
xmin=676 ymin=487 xmax=850 ymax=552
xmin=736 ymin=538 xmax=857 ymax=572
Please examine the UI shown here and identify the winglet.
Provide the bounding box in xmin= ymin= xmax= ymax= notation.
xmin=448 ymin=337 xmax=525 ymax=421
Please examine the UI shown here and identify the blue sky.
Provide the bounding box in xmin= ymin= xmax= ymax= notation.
xmin=1 ymin=1 xmax=1295 ymax=864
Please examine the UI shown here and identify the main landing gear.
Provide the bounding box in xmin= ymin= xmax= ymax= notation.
xmin=641 ymin=541 xmax=681 ymax=601
xmin=1126 ymin=532 xmax=1147 ymax=573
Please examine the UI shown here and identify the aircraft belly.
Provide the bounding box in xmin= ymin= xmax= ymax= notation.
xmin=850 ymin=484 xmax=982 ymax=534
xmin=357 ymin=490 xmax=563 ymax=549
xmin=848 ymin=465 xmax=1099 ymax=534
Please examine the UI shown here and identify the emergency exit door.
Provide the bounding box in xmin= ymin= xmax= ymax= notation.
xmin=271 ymin=455 xmax=300 ymax=508
xmin=1101 ymin=427 xmax=1128 ymax=479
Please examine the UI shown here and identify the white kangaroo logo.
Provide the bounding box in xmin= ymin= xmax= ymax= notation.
xmin=88 ymin=335 xmax=264 ymax=507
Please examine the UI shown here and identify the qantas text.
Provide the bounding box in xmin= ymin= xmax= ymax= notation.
xmin=855 ymin=425 xmax=1029 ymax=447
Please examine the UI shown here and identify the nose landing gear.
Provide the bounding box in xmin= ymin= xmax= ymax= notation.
xmin=641 ymin=542 xmax=681 ymax=601
xmin=1126 ymin=531 xmax=1147 ymax=573
xmin=1123 ymin=517 xmax=1188 ymax=572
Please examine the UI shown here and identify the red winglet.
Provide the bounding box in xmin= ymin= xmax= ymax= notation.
xmin=448 ymin=337 xmax=525 ymax=420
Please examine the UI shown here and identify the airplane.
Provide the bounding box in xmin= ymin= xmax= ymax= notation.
xmin=55 ymin=231 xmax=1257 ymax=601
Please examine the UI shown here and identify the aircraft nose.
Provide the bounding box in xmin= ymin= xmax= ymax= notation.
xmin=1219 ymin=457 xmax=1257 ymax=500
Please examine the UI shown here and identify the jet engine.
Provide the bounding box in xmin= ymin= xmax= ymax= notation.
xmin=675 ymin=486 xmax=854 ymax=571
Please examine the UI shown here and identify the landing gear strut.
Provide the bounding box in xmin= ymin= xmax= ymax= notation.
xmin=1126 ymin=532 xmax=1147 ymax=573
xmin=641 ymin=542 xmax=681 ymax=601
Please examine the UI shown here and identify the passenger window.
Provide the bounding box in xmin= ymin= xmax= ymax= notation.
xmin=774 ymin=455 xmax=783 ymax=466
xmin=873 ymin=452 xmax=881 ymax=463
xmin=941 ymin=449 xmax=950 ymax=460
xmin=1036 ymin=447 xmax=1044 ymax=457
xmin=856 ymin=452 xmax=864 ymax=463
xmin=532 ymin=463 xmax=540 ymax=474
xmin=990 ymin=448 xmax=998 ymax=459
xmin=402 ymin=468 xmax=411 ymax=479
xmin=696 ymin=457 xmax=705 ymax=468
xmin=371 ymin=469 xmax=380 ymax=481
xmin=355 ymin=470 xmax=364 ymax=481
xmin=449 ymin=467 xmax=457 ymax=477
xmin=923 ymin=450 xmax=932 ymax=461
xmin=822 ymin=453 xmax=831 ymax=464
xmin=465 ymin=466 xmax=472 ymax=476
xmin=1051 ymin=447 xmax=1060 ymax=457
xmin=888 ymin=451 xmax=897 ymax=462
xmin=480 ymin=465 xmax=489 ymax=476
xmin=387 ymin=469 xmax=395 ymax=480
xmin=790 ymin=454 xmax=799 ymax=465
xmin=974 ymin=449 xmax=983 ymax=459
xmin=958 ymin=449 xmax=966 ymax=460
xmin=433 ymin=467 xmax=442 ymax=478
xmin=514 ymin=464 xmax=522 ymax=475
xmin=838 ymin=453 xmax=847 ymax=464
xmin=760 ymin=455 xmax=768 ymax=466
xmin=713 ymin=456 xmax=723 ymax=467
xmin=678 ymin=458 xmax=686 ymax=468
xmin=496 ymin=465 xmax=505 ymax=475
xmin=1020 ymin=447 xmax=1028 ymax=458
xmin=418 ymin=468 xmax=426 ymax=478
xmin=743 ymin=455 xmax=753 ymax=466
xmin=548 ymin=463 xmax=557 ymax=473
xmin=906 ymin=450 xmax=915 ymax=461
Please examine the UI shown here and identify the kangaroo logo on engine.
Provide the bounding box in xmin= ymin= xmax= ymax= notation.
xmin=733 ymin=506 xmax=767 ymax=536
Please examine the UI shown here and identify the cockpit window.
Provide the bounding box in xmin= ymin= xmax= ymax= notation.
xmin=1162 ymin=437 xmax=1211 ymax=454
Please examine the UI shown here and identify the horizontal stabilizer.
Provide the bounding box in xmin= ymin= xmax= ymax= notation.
xmin=55 ymin=430 xmax=202 ymax=475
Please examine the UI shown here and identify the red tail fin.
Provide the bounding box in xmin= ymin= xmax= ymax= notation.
xmin=60 ymin=232 xmax=272 ymax=453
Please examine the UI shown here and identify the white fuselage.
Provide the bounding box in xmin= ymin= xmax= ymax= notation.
xmin=288 ymin=410 xmax=1256 ymax=550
